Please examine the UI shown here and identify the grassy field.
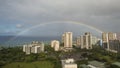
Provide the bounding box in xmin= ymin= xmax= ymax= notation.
xmin=2 ymin=61 xmax=54 ymax=68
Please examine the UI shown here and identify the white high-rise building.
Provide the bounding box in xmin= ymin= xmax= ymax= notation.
xmin=51 ymin=40 xmax=60 ymax=51
xmin=63 ymin=32 xmax=73 ymax=48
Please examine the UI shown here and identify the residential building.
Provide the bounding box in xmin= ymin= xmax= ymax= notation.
xmin=63 ymin=32 xmax=73 ymax=48
xmin=88 ymin=61 xmax=105 ymax=68
xmin=92 ymin=36 xmax=99 ymax=45
xmin=76 ymin=37 xmax=81 ymax=47
xmin=102 ymin=32 xmax=109 ymax=49
xmin=23 ymin=41 xmax=44 ymax=54
xmin=102 ymin=32 xmax=120 ymax=53
xmin=62 ymin=34 xmax=65 ymax=43
xmin=102 ymin=32 xmax=118 ymax=51
xmin=51 ymin=40 xmax=60 ymax=51
xmin=79 ymin=32 xmax=92 ymax=49
xmin=61 ymin=58 xmax=77 ymax=68
xmin=23 ymin=45 xmax=31 ymax=55
xmin=109 ymin=40 xmax=120 ymax=53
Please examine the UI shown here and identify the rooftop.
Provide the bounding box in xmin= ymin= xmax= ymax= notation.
xmin=88 ymin=61 xmax=105 ymax=68
xmin=112 ymin=62 xmax=120 ymax=67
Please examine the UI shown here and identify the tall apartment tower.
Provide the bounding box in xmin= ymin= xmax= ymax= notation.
xmin=84 ymin=32 xmax=92 ymax=49
xmin=76 ymin=37 xmax=81 ymax=47
xmin=80 ymin=36 xmax=84 ymax=49
xmin=63 ymin=32 xmax=73 ymax=48
xmin=79 ymin=32 xmax=92 ymax=49
xmin=102 ymin=32 xmax=109 ymax=49
xmin=51 ymin=40 xmax=60 ymax=51
xmin=108 ymin=32 xmax=117 ymax=40
xmin=102 ymin=32 xmax=117 ymax=50
xmin=62 ymin=34 xmax=65 ymax=43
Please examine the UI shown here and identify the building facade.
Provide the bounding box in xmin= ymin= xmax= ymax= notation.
xmin=23 ymin=41 xmax=44 ymax=54
xmin=51 ymin=40 xmax=60 ymax=51
xmin=77 ymin=32 xmax=92 ymax=49
xmin=63 ymin=32 xmax=73 ymax=48
xmin=102 ymin=32 xmax=120 ymax=53
xmin=61 ymin=58 xmax=77 ymax=68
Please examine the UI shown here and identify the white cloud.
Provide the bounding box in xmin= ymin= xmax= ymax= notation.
xmin=16 ymin=24 xmax=22 ymax=28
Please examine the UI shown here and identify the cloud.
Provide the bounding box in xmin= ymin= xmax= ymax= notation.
xmin=1 ymin=0 xmax=120 ymax=20
xmin=16 ymin=24 xmax=22 ymax=28
xmin=0 ymin=0 xmax=120 ymax=35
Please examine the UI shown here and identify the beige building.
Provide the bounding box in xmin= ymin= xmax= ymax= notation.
xmin=80 ymin=36 xmax=84 ymax=49
xmin=23 ymin=45 xmax=31 ymax=55
xmin=76 ymin=37 xmax=81 ymax=47
xmin=63 ymin=32 xmax=73 ymax=48
xmin=76 ymin=32 xmax=100 ymax=49
xmin=102 ymin=32 xmax=109 ymax=49
xmin=102 ymin=32 xmax=117 ymax=52
xmin=108 ymin=32 xmax=117 ymax=40
xmin=61 ymin=58 xmax=77 ymax=68
xmin=92 ymin=36 xmax=99 ymax=45
xmin=23 ymin=41 xmax=44 ymax=54
xmin=80 ymin=32 xmax=92 ymax=49
xmin=76 ymin=32 xmax=93 ymax=49
xmin=31 ymin=46 xmax=42 ymax=53
xmin=51 ymin=40 xmax=60 ymax=51
xmin=62 ymin=34 xmax=65 ymax=43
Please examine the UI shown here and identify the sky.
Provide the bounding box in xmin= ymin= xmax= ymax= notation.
xmin=0 ymin=0 xmax=120 ymax=37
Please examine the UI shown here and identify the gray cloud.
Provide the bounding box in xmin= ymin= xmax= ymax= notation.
xmin=0 ymin=0 xmax=120 ymax=34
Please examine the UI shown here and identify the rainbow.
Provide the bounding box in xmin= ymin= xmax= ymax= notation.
xmin=8 ymin=21 xmax=103 ymax=42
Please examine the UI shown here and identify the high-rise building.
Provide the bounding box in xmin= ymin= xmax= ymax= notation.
xmin=63 ymin=32 xmax=73 ymax=48
xmin=82 ymin=32 xmax=92 ymax=49
xmin=117 ymin=33 xmax=120 ymax=41
xmin=76 ymin=32 xmax=93 ymax=49
xmin=102 ymin=32 xmax=109 ymax=49
xmin=109 ymin=40 xmax=120 ymax=53
xmin=102 ymin=32 xmax=118 ymax=51
xmin=92 ymin=36 xmax=99 ymax=45
xmin=80 ymin=36 xmax=84 ymax=49
xmin=62 ymin=34 xmax=65 ymax=43
xmin=76 ymin=37 xmax=81 ymax=47
xmin=108 ymin=32 xmax=117 ymax=40
xmin=51 ymin=40 xmax=60 ymax=51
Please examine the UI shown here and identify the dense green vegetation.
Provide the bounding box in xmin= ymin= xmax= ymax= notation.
xmin=0 ymin=46 xmax=62 ymax=68
xmin=2 ymin=61 xmax=54 ymax=68
xmin=0 ymin=45 xmax=120 ymax=68
xmin=75 ymin=45 xmax=120 ymax=68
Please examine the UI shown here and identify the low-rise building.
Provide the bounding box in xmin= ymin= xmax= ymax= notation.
xmin=88 ymin=61 xmax=105 ymax=68
xmin=111 ymin=62 xmax=120 ymax=67
xmin=23 ymin=41 xmax=44 ymax=54
xmin=61 ymin=58 xmax=77 ymax=68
